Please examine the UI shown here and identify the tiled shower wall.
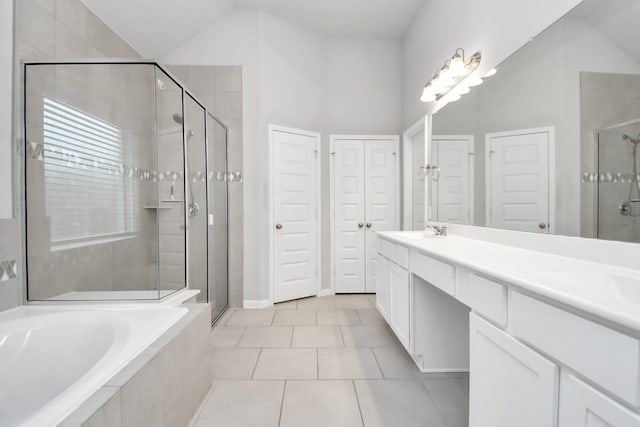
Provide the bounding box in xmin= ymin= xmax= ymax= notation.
xmin=167 ymin=65 xmax=244 ymax=307
xmin=580 ymin=71 xmax=640 ymax=239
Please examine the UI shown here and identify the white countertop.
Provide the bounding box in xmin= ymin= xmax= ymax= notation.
xmin=377 ymin=230 xmax=640 ymax=332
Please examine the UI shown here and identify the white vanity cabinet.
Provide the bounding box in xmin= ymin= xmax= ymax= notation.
xmin=375 ymin=232 xmax=640 ymax=427
xmin=375 ymin=240 xmax=410 ymax=350
xmin=374 ymin=256 xmax=390 ymax=320
xmin=470 ymin=313 xmax=559 ymax=427
xmin=389 ymin=262 xmax=410 ymax=349
xmin=559 ymin=373 xmax=640 ymax=427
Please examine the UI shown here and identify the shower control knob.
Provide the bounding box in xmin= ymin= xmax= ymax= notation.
xmin=358 ymin=223 xmax=364 ymax=228
xmin=366 ymin=223 xmax=372 ymax=229
xmin=275 ymin=223 xmax=283 ymax=230
xmin=539 ymin=223 xmax=547 ymax=229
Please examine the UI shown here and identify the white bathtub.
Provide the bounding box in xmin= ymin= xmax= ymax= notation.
xmin=0 ymin=305 xmax=188 ymax=427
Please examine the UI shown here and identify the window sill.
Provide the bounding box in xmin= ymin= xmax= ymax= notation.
xmin=51 ymin=233 xmax=137 ymax=252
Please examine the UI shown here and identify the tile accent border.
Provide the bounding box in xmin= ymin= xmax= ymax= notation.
xmin=0 ymin=260 xmax=17 ymax=282
xmin=582 ymin=172 xmax=640 ymax=184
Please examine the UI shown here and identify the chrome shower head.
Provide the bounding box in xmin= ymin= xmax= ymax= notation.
xmin=172 ymin=113 xmax=184 ymax=125
xmin=172 ymin=113 xmax=195 ymax=140
xmin=623 ymin=134 xmax=640 ymax=145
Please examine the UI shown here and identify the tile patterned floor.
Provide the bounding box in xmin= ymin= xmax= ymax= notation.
xmin=192 ymin=295 xmax=469 ymax=427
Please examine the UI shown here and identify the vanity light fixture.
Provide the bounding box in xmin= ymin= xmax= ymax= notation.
xmin=420 ymin=48 xmax=482 ymax=103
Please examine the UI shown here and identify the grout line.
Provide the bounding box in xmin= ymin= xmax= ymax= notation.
xmin=316 ymin=347 xmax=319 ymax=379
xmin=352 ymin=380 xmax=366 ymax=427
xmin=419 ymin=378 xmax=450 ymax=427
xmin=370 ymin=346 xmax=385 ymax=379
xmin=235 ymin=326 xmax=247 ymax=348
xmin=249 ymin=348 xmax=263 ymax=380
xmin=278 ymin=380 xmax=287 ymax=427
xmin=188 ymin=381 xmax=218 ymax=427
xmin=339 ymin=325 xmax=345 ymax=347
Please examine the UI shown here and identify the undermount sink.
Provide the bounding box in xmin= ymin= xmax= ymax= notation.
xmin=532 ymin=272 xmax=640 ymax=303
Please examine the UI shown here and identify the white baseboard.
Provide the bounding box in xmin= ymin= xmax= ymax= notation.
xmin=317 ymin=289 xmax=335 ymax=297
xmin=243 ymin=299 xmax=271 ymax=309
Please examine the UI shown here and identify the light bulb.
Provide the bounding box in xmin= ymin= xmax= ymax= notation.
xmin=449 ymin=53 xmax=465 ymax=77
xmin=421 ymin=85 xmax=436 ymax=102
xmin=448 ymin=93 xmax=462 ymax=102
xmin=466 ymin=75 xmax=483 ymax=87
xmin=483 ymin=68 xmax=497 ymax=78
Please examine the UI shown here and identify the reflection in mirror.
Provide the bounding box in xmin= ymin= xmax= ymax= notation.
xmin=429 ymin=0 xmax=640 ymax=243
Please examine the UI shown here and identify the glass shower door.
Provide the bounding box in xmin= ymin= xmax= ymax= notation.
xmin=207 ymin=114 xmax=229 ymax=321
xmin=185 ymin=95 xmax=208 ymax=301
xmin=597 ymin=120 xmax=640 ymax=243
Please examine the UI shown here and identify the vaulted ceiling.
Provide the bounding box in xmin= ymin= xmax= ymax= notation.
xmin=81 ymin=0 xmax=426 ymax=58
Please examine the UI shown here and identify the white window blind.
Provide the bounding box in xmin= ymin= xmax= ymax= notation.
xmin=43 ymin=97 xmax=138 ymax=243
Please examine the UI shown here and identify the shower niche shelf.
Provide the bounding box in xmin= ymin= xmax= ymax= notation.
xmin=143 ymin=200 xmax=184 ymax=210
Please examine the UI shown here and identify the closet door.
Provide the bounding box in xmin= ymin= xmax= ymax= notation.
xmin=334 ymin=140 xmax=366 ymax=293
xmin=364 ymin=140 xmax=397 ymax=292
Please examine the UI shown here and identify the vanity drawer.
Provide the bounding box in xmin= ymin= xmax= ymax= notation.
xmin=457 ymin=271 xmax=507 ymax=326
xmin=381 ymin=239 xmax=397 ymax=263
xmin=410 ymin=250 xmax=455 ymax=295
xmin=397 ymin=245 xmax=409 ymax=270
xmin=511 ymin=291 xmax=640 ymax=407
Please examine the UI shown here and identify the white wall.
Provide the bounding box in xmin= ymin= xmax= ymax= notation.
xmin=325 ymin=38 xmax=402 ymax=134
xmin=0 ymin=0 xmax=13 ymax=218
xmin=402 ymin=0 xmax=583 ymax=129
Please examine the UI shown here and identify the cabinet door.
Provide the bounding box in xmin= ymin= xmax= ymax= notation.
xmin=389 ymin=262 xmax=410 ymax=350
xmin=364 ymin=139 xmax=398 ymax=293
xmin=559 ymin=373 xmax=640 ymax=427
xmin=470 ymin=313 xmax=559 ymax=427
xmin=333 ymin=140 xmax=366 ymax=293
xmin=374 ymin=255 xmax=390 ymax=321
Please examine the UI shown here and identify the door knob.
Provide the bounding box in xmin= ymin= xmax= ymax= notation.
xmin=366 ymin=223 xmax=372 ymax=229
xmin=538 ymin=223 xmax=547 ymax=229
xmin=275 ymin=223 xmax=283 ymax=230
xmin=358 ymin=223 xmax=364 ymax=228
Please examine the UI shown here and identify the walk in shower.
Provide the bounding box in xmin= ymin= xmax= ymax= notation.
xmin=597 ymin=120 xmax=640 ymax=243
xmin=22 ymin=60 xmax=229 ymax=321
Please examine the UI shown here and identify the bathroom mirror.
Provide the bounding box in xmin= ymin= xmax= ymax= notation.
xmin=429 ymin=0 xmax=640 ymax=243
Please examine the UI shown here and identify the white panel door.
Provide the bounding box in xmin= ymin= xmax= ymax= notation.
xmin=486 ymin=128 xmax=551 ymax=233
xmin=334 ymin=140 xmax=366 ymax=293
xmin=364 ymin=140 xmax=398 ymax=293
xmin=273 ymin=130 xmax=319 ymax=303
xmin=411 ymin=129 xmax=426 ymax=231
xmin=470 ymin=313 xmax=559 ymax=427
xmin=431 ymin=136 xmax=473 ymax=224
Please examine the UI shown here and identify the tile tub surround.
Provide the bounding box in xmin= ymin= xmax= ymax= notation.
xmin=58 ymin=303 xmax=212 ymax=427
xmin=193 ymin=295 xmax=469 ymax=427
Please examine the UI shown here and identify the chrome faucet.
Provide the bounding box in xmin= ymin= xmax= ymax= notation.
xmin=425 ymin=224 xmax=447 ymax=236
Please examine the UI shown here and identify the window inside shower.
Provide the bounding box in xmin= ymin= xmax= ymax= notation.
xmin=42 ymin=97 xmax=137 ymax=246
